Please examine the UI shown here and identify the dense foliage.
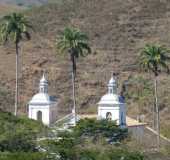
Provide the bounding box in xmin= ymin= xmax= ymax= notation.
xmin=0 ymin=152 xmax=47 ymax=160
xmin=40 ymin=119 xmax=142 ymax=160
xmin=0 ymin=113 xmax=143 ymax=160
xmin=0 ymin=111 xmax=47 ymax=152
xmin=74 ymin=118 xmax=128 ymax=143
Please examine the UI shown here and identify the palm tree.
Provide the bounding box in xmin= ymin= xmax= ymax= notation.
xmin=139 ymin=44 xmax=170 ymax=150
xmin=56 ymin=27 xmax=91 ymax=125
xmin=0 ymin=13 xmax=32 ymax=116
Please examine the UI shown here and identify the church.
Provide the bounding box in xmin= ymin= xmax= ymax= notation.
xmin=28 ymin=74 xmax=146 ymax=140
xmin=28 ymin=74 xmax=127 ymax=127
xmin=28 ymin=74 xmax=58 ymax=126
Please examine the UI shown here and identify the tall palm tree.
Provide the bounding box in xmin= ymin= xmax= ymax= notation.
xmin=56 ymin=27 xmax=91 ymax=125
xmin=139 ymin=44 xmax=170 ymax=150
xmin=0 ymin=13 xmax=32 ymax=116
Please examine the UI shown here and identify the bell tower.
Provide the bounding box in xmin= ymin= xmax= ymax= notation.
xmin=28 ymin=73 xmax=58 ymax=126
xmin=98 ymin=75 xmax=126 ymax=127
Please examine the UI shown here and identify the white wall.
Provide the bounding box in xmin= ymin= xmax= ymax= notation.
xmin=29 ymin=105 xmax=50 ymax=125
xmin=98 ymin=105 xmax=120 ymax=123
xmin=29 ymin=103 xmax=58 ymax=126
xmin=98 ymin=103 xmax=126 ymax=126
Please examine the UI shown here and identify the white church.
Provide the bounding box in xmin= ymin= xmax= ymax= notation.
xmin=97 ymin=76 xmax=126 ymax=127
xmin=28 ymin=74 xmax=58 ymax=126
xmin=28 ymin=74 xmax=146 ymax=139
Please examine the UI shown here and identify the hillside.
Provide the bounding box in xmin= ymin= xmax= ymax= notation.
xmin=0 ymin=0 xmax=170 ymax=138
xmin=0 ymin=0 xmax=48 ymax=7
xmin=0 ymin=3 xmax=24 ymax=16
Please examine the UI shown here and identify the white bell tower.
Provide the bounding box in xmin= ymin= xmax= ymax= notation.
xmin=98 ymin=75 xmax=126 ymax=127
xmin=28 ymin=74 xmax=58 ymax=126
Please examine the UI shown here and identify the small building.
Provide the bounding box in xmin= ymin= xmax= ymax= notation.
xmin=98 ymin=76 xmax=126 ymax=127
xmin=28 ymin=74 xmax=58 ymax=126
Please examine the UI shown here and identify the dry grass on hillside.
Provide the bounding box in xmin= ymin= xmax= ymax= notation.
xmin=0 ymin=0 xmax=170 ymax=137
xmin=0 ymin=3 xmax=24 ymax=16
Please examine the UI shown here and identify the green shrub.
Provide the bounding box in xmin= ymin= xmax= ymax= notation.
xmin=0 ymin=152 xmax=47 ymax=160
xmin=0 ymin=111 xmax=47 ymax=152
xmin=74 ymin=118 xmax=128 ymax=143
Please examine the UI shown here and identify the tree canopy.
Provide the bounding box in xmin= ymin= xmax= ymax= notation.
xmin=56 ymin=27 xmax=91 ymax=74
xmin=0 ymin=12 xmax=32 ymax=44
xmin=139 ymin=44 xmax=170 ymax=76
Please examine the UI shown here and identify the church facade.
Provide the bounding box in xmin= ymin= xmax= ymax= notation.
xmin=98 ymin=76 xmax=126 ymax=127
xmin=28 ymin=74 xmax=58 ymax=126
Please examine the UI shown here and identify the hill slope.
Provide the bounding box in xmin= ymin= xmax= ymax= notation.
xmin=0 ymin=0 xmax=170 ymax=137
xmin=0 ymin=3 xmax=24 ymax=16
xmin=0 ymin=0 xmax=48 ymax=7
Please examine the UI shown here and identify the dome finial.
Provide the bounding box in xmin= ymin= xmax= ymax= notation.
xmin=39 ymin=71 xmax=48 ymax=93
xmin=40 ymin=71 xmax=47 ymax=83
xmin=108 ymin=72 xmax=117 ymax=94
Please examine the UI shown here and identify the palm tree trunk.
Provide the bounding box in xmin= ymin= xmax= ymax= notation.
xmin=72 ymin=70 xmax=76 ymax=125
xmin=14 ymin=42 xmax=19 ymax=116
xmin=71 ymin=54 xmax=76 ymax=126
xmin=153 ymin=103 xmax=156 ymax=130
xmin=154 ymin=76 xmax=160 ymax=150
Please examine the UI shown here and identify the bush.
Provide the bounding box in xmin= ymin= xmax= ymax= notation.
xmin=74 ymin=118 xmax=128 ymax=143
xmin=0 ymin=152 xmax=47 ymax=160
xmin=0 ymin=111 xmax=47 ymax=152
xmin=39 ymin=119 xmax=131 ymax=160
xmin=0 ymin=134 xmax=36 ymax=152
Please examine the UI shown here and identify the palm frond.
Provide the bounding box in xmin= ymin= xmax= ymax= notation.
xmin=0 ymin=12 xmax=32 ymax=44
xmin=56 ymin=27 xmax=91 ymax=75
xmin=139 ymin=44 xmax=170 ymax=76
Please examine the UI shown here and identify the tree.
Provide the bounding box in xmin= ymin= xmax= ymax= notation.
xmin=0 ymin=13 xmax=33 ymax=116
xmin=74 ymin=118 xmax=128 ymax=143
xmin=139 ymin=44 xmax=170 ymax=150
xmin=56 ymin=27 xmax=91 ymax=125
xmin=40 ymin=119 xmax=141 ymax=160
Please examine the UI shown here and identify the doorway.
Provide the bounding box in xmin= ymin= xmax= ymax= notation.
xmin=106 ymin=112 xmax=112 ymax=121
xmin=37 ymin=111 xmax=42 ymax=122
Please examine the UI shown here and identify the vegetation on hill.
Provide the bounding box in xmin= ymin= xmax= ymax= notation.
xmin=74 ymin=118 xmax=128 ymax=143
xmin=0 ymin=111 xmax=47 ymax=151
xmin=39 ymin=119 xmax=143 ymax=160
xmin=0 ymin=110 xmax=47 ymax=159
xmin=0 ymin=113 xmax=143 ymax=160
